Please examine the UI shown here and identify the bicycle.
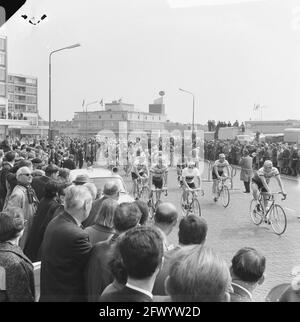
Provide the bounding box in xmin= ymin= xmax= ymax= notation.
xmin=135 ymin=176 xmax=150 ymax=202
xmin=215 ymin=177 xmax=230 ymax=208
xmin=249 ymin=192 xmax=287 ymax=235
xmin=148 ymin=187 xmax=168 ymax=219
xmin=180 ymin=188 xmax=204 ymax=217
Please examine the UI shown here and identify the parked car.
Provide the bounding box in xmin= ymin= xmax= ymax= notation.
xmin=69 ymin=167 xmax=134 ymax=203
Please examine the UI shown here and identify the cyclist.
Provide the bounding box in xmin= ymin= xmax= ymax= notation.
xmin=149 ymin=153 xmax=168 ymax=202
xmin=182 ymin=161 xmax=202 ymax=208
xmin=176 ymin=154 xmax=188 ymax=187
xmin=251 ymin=160 xmax=287 ymax=216
xmin=212 ymin=153 xmax=231 ymax=202
xmin=131 ymin=153 xmax=149 ymax=199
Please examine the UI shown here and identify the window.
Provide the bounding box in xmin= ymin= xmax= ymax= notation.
xmin=26 ymin=78 xmax=37 ymax=85
xmin=0 ymin=68 xmax=6 ymax=81
xmin=27 ymin=105 xmax=36 ymax=113
xmin=0 ymin=83 xmax=5 ymax=96
xmin=0 ymin=53 xmax=5 ymax=66
xmin=26 ymin=86 xmax=37 ymax=95
xmin=0 ymin=38 xmax=6 ymax=51
xmin=8 ymin=75 xmax=14 ymax=83
xmin=8 ymin=84 xmax=14 ymax=92
xmin=26 ymin=96 xmax=37 ymax=104
xmin=8 ymin=93 xmax=14 ymax=101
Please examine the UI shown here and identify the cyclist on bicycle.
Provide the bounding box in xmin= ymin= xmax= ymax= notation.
xmin=131 ymin=153 xmax=149 ymax=198
xmin=212 ymin=153 xmax=231 ymax=202
xmin=182 ymin=161 xmax=202 ymax=208
xmin=149 ymin=153 xmax=168 ymax=201
xmin=251 ymin=160 xmax=287 ymax=215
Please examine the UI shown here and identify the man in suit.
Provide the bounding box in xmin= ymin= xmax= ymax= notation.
xmin=239 ymin=150 xmax=253 ymax=193
xmin=153 ymin=215 xmax=208 ymax=295
xmin=31 ymin=164 xmax=59 ymax=201
xmin=39 ymin=185 xmax=93 ymax=302
xmin=99 ymin=226 xmax=164 ymax=302
xmin=230 ymin=247 xmax=266 ymax=302
xmin=152 ymin=202 xmax=178 ymax=252
xmin=82 ymin=181 xmax=120 ymax=228
xmin=85 ymin=202 xmax=141 ymax=302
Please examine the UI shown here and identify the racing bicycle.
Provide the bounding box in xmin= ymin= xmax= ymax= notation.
xmin=180 ymin=188 xmax=204 ymax=217
xmin=249 ymin=192 xmax=287 ymax=235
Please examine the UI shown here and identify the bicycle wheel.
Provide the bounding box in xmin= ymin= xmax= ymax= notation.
xmin=140 ymin=186 xmax=150 ymax=203
xmin=191 ymin=198 xmax=201 ymax=217
xmin=269 ymin=204 xmax=287 ymax=235
xmin=221 ymin=185 xmax=230 ymax=208
xmin=180 ymin=194 xmax=187 ymax=216
xmin=249 ymin=199 xmax=263 ymax=225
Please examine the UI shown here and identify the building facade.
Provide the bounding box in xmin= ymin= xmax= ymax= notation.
xmin=7 ymin=73 xmax=38 ymax=126
xmin=245 ymin=120 xmax=300 ymax=134
xmin=0 ymin=36 xmax=7 ymax=120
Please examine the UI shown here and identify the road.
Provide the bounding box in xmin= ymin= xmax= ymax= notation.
xmin=121 ymin=162 xmax=300 ymax=302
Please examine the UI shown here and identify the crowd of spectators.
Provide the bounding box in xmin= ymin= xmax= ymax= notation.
xmin=205 ymin=139 xmax=300 ymax=177
xmin=0 ymin=134 xmax=299 ymax=303
xmin=207 ymin=120 xmax=245 ymax=136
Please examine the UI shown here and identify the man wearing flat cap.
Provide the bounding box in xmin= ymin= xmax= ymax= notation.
xmin=73 ymin=174 xmax=90 ymax=185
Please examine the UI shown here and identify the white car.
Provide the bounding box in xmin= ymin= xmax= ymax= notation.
xmin=69 ymin=167 xmax=134 ymax=204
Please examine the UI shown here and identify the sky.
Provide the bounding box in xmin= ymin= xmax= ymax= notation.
xmin=1 ymin=0 xmax=300 ymax=124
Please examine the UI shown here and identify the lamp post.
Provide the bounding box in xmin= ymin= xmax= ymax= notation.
xmin=179 ymin=88 xmax=195 ymax=133
xmin=84 ymin=100 xmax=99 ymax=141
xmin=49 ymin=43 xmax=81 ymax=145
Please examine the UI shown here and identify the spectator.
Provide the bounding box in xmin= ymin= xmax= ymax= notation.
xmin=39 ymin=185 xmax=93 ymax=302
xmin=85 ymin=202 xmax=141 ymax=302
xmin=153 ymin=215 xmax=208 ymax=296
xmin=23 ymin=181 xmax=62 ymax=261
xmin=83 ymin=182 xmax=98 ymax=201
xmin=31 ymin=164 xmax=59 ymax=201
xmin=229 ymin=247 xmax=266 ymax=302
xmin=82 ymin=181 xmax=120 ymax=228
xmin=0 ymin=207 xmax=35 ymax=302
xmin=57 ymin=168 xmax=71 ymax=186
xmin=5 ymin=167 xmax=39 ymax=250
xmin=165 ymin=245 xmax=232 ymax=302
xmin=84 ymin=198 xmax=118 ymax=245
xmin=0 ymin=149 xmax=4 ymax=170
xmin=153 ymin=202 xmax=178 ymax=251
xmin=31 ymin=157 xmax=43 ymax=170
xmin=72 ymin=173 xmax=90 ymax=186
xmin=0 ymin=151 xmax=16 ymax=211
xmin=99 ymin=226 xmax=164 ymax=302
xmin=62 ymin=154 xmax=76 ymax=170
xmin=266 ymin=266 xmax=300 ymax=302
xmin=239 ymin=150 xmax=253 ymax=193
xmin=134 ymin=200 xmax=149 ymax=225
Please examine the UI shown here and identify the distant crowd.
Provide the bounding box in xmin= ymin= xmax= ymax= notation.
xmin=204 ymin=138 xmax=300 ymax=177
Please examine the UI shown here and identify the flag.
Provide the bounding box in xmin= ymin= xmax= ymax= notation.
xmin=253 ymin=104 xmax=259 ymax=111
xmin=82 ymin=99 xmax=85 ymax=107
xmin=100 ymin=99 xmax=103 ymax=107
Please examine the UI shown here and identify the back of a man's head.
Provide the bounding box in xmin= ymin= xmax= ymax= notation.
xmin=113 ymin=202 xmax=141 ymax=232
xmin=118 ymin=226 xmax=164 ymax=280
xmin=5 ymin=151 xmax=16 ymax=163
xmin=103 ymin=182 xmax=119 ymax=197
xmin=178 ymin=215 xmax=207 ymax=245
xmin=231 ymin=247 xmax=266 ymax=284
xmin=166 ymin=245 xmax=231 ymax=302
xmin=154 ymin=202 xmax=178 ymax=227
xmin=45 ymin=164 xmax=59 ymax=177
xmin=64 ymin=185 xmax=92 ymax=213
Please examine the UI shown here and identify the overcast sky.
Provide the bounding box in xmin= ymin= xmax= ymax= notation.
xmin=1 ymin=0 xmax=300 ymax=124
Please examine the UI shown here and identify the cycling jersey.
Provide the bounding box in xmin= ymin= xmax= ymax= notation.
xmin=150 ymin=164 xmax=168 ymax=179
xmin=182 ymin=167 xmax=200 ymax=184
xmin=252 ymin=167 xmax=279 ymax=184
xmin=212 ymin=159 xmax=229 ymax=179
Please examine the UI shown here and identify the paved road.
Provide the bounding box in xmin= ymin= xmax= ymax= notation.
xmin=121 ymin=162 xmax=300 ymax=302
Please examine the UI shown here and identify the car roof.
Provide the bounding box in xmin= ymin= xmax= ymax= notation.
xmin=70 ymin=167 xmax=112 ymax=179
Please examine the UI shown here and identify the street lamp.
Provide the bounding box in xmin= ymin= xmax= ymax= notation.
xmin=84 ymin=100 xmax=99 ymax=141
xmin=49 ymin=43 xmax=81 ymax=145
xmin=179 ymin=88 xmax=195 ymax=133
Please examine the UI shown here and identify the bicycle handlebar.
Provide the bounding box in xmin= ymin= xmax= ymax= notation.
xmin=261 ymin=191 xmax=287 ymax=201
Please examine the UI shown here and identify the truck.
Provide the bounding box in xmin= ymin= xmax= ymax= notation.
xmin=284 ymin=128 xmax=300 ymax=145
